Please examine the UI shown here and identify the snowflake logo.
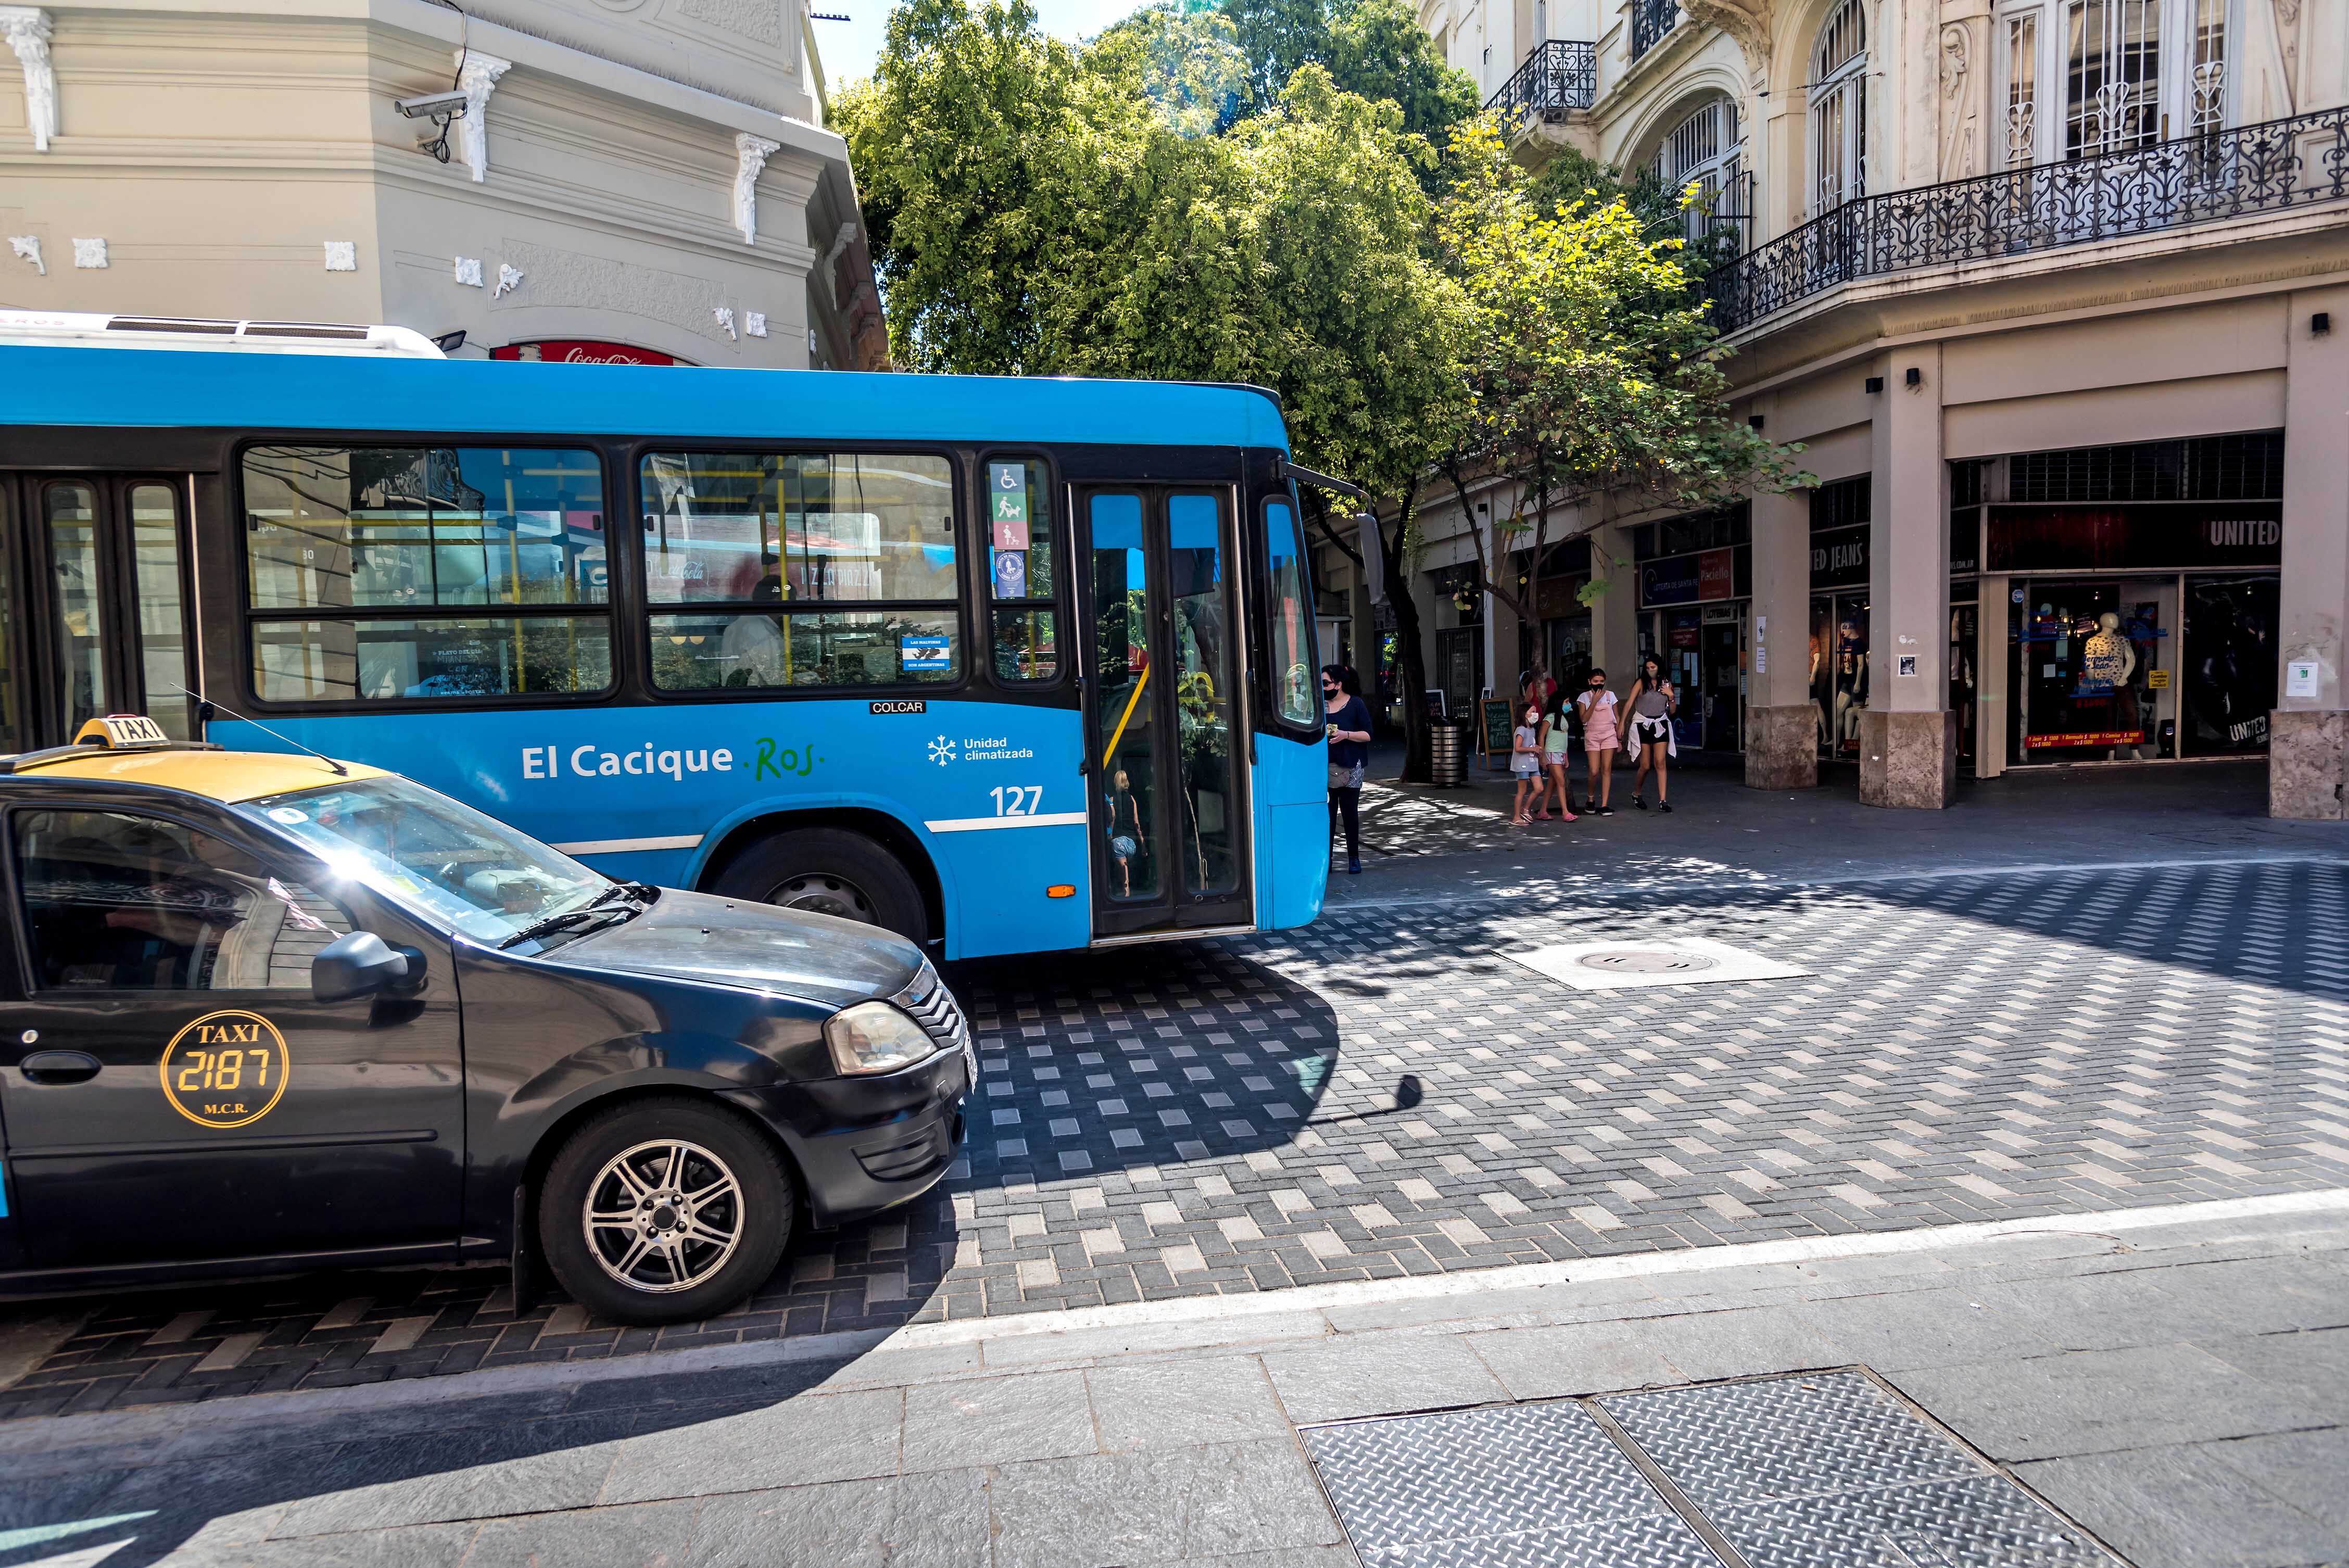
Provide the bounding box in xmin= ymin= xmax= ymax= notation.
xmin=928 ymin=735 xmax=956 ymax=767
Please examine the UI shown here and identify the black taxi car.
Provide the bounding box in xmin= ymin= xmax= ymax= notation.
xmin=0 ymin=716 xmax=971 ymax=1323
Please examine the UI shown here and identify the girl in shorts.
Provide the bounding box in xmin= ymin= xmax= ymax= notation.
xmin=1576 ymin=668 xmax=1620 ymax=816
xmin=1509 ymin=702 xmax=1543 ymax=825
xmin=1537 ymin=690 xmax=1577 ymax=822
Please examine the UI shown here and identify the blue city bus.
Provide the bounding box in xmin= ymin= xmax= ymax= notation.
xmin=0 ymin=322 xmax=1331 ymax=956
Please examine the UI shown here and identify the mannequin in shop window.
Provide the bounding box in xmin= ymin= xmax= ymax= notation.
xmin=2081 ymin=611 xmax=2141 ymax=761
xmin=1834 ymin=617 xmax=1869 ymax=749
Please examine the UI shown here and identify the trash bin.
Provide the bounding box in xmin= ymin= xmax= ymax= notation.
xmin=1428 ymin=720 xmax=1468 ymax=788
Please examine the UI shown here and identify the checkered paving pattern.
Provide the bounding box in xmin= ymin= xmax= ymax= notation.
xmin=6 ymin=857 xmax=2346 ymax=1417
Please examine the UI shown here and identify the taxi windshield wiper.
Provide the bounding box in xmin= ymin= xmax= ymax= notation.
xmin=496 ymin=882 xmax=656 ymax=951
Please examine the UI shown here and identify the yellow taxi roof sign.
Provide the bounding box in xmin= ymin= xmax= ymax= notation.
xmin=76 ymin=714 xmax=175 ymax=749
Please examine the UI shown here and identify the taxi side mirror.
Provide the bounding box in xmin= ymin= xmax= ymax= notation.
xmin=313 ymin=931 xmax=418 ymax=1005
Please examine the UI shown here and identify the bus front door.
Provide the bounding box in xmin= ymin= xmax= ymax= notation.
xmin=1079 ymin=488 xmax=1252 ymax=939
xmin=0 ymin=472 xmax=200 ymax=751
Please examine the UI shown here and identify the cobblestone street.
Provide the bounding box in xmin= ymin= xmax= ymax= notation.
xmin=9 ymin=768 xmax=2345 ymax=1420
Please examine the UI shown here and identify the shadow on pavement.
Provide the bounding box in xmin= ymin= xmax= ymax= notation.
xmin=0 ymin=949 xmax=1340 ymax=1420
xmin=0 ymin=1352 xmax=870 ymax=1567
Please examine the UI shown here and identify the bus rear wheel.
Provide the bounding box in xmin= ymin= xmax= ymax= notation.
xmin=712 ymin=827 xmax=926 ymax=941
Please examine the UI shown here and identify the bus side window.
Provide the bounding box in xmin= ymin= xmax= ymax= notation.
xmin=640 ymin=450 xmax=963 ymax=692
xmin=984 ymin=458 xmax=1058 ymax=684
xmin=242 ymin=445 xmax=612 ymax=704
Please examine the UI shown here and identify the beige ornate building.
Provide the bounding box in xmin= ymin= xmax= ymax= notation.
xmin=1352 ymin=0 xmax=2349 ymax=813
xmin=0 ymin=0 xmax=886 ymax=371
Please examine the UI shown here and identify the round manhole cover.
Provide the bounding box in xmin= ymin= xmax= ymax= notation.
xmin=1577 ymin=949 xmax=1718 ymax=974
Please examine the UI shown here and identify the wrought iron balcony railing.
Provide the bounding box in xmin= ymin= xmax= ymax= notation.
xmin=1630 ymin=0 xmax=1679 ymax=60
xmin=1485 ymin=40 xmax=1597 ymax=127
xmin=1703 ymin=104 xmax=2349 ymax=333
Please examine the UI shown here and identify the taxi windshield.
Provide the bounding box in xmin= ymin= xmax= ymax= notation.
xmin=234 ymin=775 xmax=610 ymax=944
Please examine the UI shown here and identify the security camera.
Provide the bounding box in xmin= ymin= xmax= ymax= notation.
xmin=396 ymin=90 xmax=470 ymax=120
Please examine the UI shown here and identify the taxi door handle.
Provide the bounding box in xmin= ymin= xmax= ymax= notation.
xmin=20 ymin=1051 xmax=101 ymax=1085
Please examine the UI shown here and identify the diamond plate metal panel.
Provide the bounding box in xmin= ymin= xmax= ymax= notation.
xmin=1355 ymin=1512 xmax=1724 ymax=1568
xmin=1599 ymin=1371 xmax=1981 ymax=1510
xmin=1303 ymin=1402 xmax=1678 ymax=1549
xmin=1703 ymin=1474 xmax=2119 ymax=1568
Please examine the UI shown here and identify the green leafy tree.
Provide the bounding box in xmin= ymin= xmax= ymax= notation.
xmin=1433 ymin=119 xmax=1807 ymax=649
xmin=836 ymin=0 xmax=1119 ymax=373
xmin=1324 ymin=0 xmax=1481 ymax=146
xmin=1090 ymin=5 xmax=1253 ymax=136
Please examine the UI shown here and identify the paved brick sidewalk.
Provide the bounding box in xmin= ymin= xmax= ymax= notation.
xmin=0 ymin=1198 xmax=2340 ymax=1568
xmin=8 ymin=856 xmax=2344 ymax=1419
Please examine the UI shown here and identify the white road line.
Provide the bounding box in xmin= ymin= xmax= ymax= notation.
xmin=547 ymin=834 xmax=705 ymax=855
xmin=923 ymin=813 xmax=1089 ymax=833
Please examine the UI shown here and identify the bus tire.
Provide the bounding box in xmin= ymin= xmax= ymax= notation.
xmin=537 ymin=1095 xmax=793 ymax=1326
xmin=711 ymin=827 xmax=926 ymax=941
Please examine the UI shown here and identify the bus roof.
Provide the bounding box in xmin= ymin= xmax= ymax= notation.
xmin=0 ymin=343 xmax=1293 ymax=452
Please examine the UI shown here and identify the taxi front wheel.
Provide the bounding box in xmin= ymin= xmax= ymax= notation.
xmin=538 ymin=1097 xmax=795 ymax=1325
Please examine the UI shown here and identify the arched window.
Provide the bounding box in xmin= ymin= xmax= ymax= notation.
xmin=1809 ymin=0 xmax=1867 ymax=214
xmin=1651 ymin=97 xmax=1748 ymax=250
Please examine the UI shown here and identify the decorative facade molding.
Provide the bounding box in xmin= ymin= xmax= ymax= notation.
xmin=71 ymin=236 xmax=105 ymax=269
xmin=453 ymin=51 xmax=511 ymax=183
xmin=494 ymin=262 xmax=524 ymax=298
xmin=323 ymin=239 xmax=357 ymax=272
xmin=1674 ymin=0 xmax=1770 ymax=75
xmin=818 ymin=219 xmax=855 ymax=305
xmin=734 ymin=133 xmax=780 ymax=244
xmin=1938 ymin=23 xmax=1978 ymax=181
xmin=744 ymin=310 xmax=767 ymax=337
xmin=713 ymin=305 xmax=738 ymax=339
xmin=0 ymin=6 xmax=56 ymax=153
xmin=2274 ymin=0 xmax=2302 ymax=112
xmin=454 ymin=255 xmax=484 ymax=287
xmin=8 ymin=234 xmax=41 ymax=274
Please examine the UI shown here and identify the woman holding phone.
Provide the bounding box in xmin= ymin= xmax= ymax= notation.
xmin=1323 ymin=664 xmax=1371 ymax=875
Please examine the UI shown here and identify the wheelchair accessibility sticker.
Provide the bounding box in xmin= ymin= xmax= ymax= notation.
xmin=160 ymin=1010 xmax=289 ymax=1129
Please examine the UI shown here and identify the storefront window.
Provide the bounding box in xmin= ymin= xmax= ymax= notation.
xmin=2015 ymin=583 xmax=2163 ymax=760
xmin=2183 ymin=576 xmax=2276 ymax=756
xmin=1809 ymin=596 xmax=1870 ymax=758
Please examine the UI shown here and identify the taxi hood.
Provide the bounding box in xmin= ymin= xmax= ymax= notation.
xmin=541 ymin=887 xmax=926 ymax=1013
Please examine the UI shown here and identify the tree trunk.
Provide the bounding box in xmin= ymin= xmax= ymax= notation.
xmin=1382 ymin=504 xmax=1435 ymax=786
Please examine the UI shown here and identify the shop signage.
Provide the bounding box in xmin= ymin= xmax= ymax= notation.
xmin=1986 ymin=503 xmax=2283 ymax=573
xmin=1640 ymin=545 xmax=1751 ymax=608
xmin=1810 ymin=524 xmax=1869 ymax=589
xmin=492 ymin=340 xmax=689 ymax=366
xmin=2024 ymin=730 xmax=2148 ymax=750
xmin=1535 ymin=575 xmax=1589 ymax=618
xmin=1697 ymin=549 xmax=1735 ymax=601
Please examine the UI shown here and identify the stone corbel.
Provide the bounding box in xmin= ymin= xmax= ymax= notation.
xmin=819 ymin=220 xmax=856 ymax=306
xmin=734 ymin=135 xmax=781 ymax=245
xmin=453 ymin=51 xmax=510 ymax=183
xmin=0 ymin=7 xmax=57 ymax=153
xmin=1676 ymin=0 xmax=1771 ymax=74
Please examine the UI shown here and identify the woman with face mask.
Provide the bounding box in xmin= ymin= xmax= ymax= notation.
xmin=1575 ymin=668 xmax=1619 ymax=816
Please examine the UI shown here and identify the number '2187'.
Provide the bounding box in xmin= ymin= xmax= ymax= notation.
xmin=989 ymin=786 xmax=1043 ymax=816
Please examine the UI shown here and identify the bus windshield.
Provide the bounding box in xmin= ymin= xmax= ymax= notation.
xmin=236 ymin=774 xmax=610 ymax=944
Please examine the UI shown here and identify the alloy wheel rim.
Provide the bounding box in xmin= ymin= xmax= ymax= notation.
xmin=583 ymin=1138 xmax=743 ymax=1293
xmin=772 ymin=872 xmax=875 ymax=923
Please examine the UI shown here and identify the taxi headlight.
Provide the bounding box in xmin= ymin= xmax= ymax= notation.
xmin=824 ymin=1001 xmax=939 ymax=1076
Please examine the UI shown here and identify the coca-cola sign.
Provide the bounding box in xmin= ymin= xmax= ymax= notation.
xmin=491 ymin=340 xmax=690 ymax=367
